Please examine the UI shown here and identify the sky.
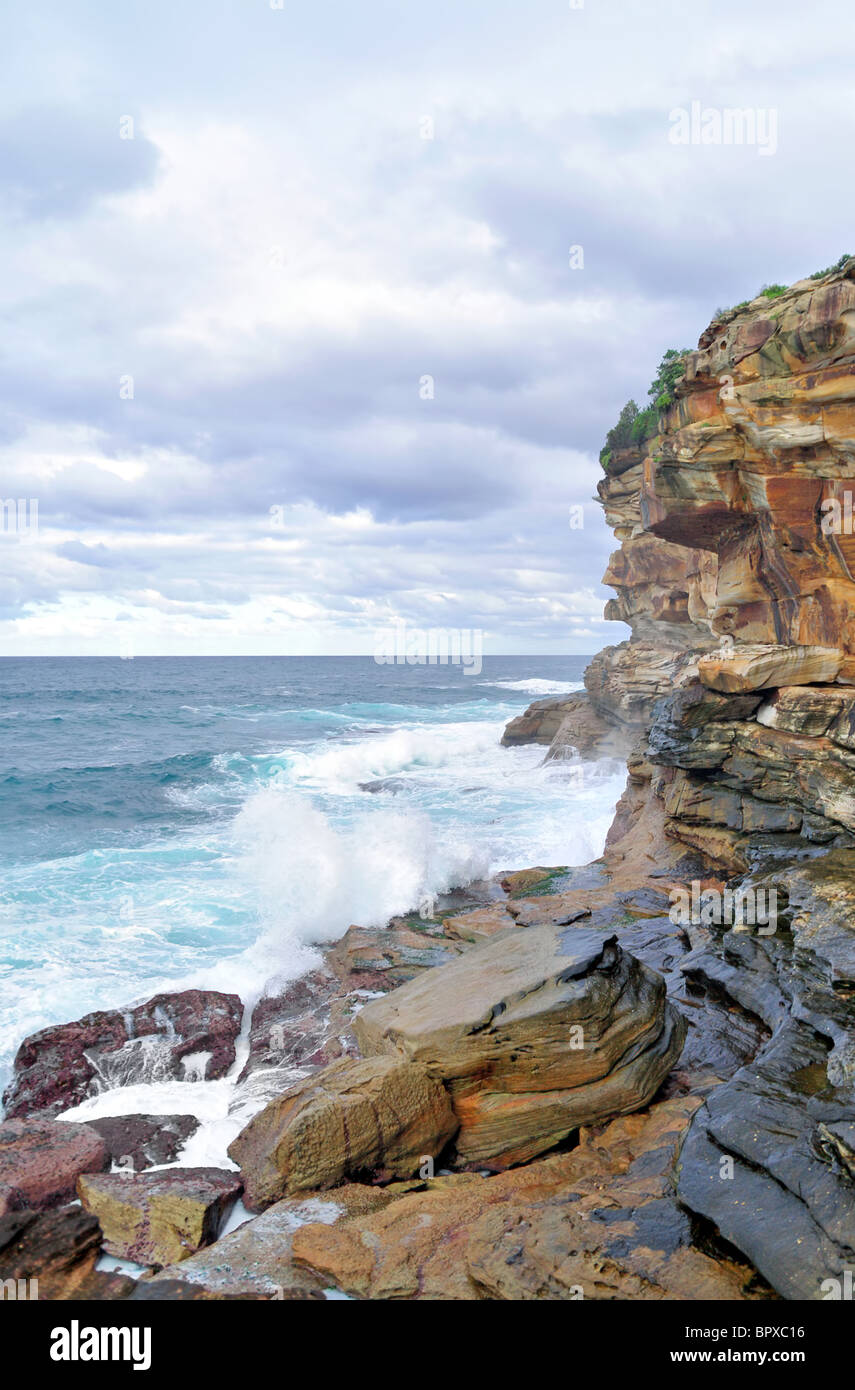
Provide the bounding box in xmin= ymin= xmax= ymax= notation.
xmin=1 ymin=0 xmax=853 ymax=656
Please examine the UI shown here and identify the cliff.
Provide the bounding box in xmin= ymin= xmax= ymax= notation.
xmin=583 ymin=259 xmax=855 ymax=1296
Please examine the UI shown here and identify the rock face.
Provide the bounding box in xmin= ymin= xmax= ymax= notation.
xmin=354 ymin=927 xmax=686 ymax=1169
xmin=584 ymin=260 xmax=855 ymax=1299
xmin=0 ymin=1117 xmax=108 ymax=1210
xmin=3 ymin=990 xmax=243 ymax=1119
xmin=77 ymin=1168 xmax=242 ymax=1268
xmin=228 ymin=1056 xmax=459 ymax=1210
xmin=501 ymin=692 xmax=632 ymax=759
xmin=291 ymin=1097 xmax=766 ymax=1301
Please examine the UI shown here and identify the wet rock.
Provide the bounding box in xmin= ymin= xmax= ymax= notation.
xmin=151 ymin=1184 xmax=399 ymax=1297
xmin=326 ymin=923 xmax=466 ymax=992
xmin=354 ymin=927 xmax=686 ymax=1169
xmin=228 ymin=1056 xmax=458 ymax=1210
xmin=500 ymin=696 xmax=584 ymax=746
xmin=238 ymin=969 xmax=355 ymax=1081
xmin=3 ymin=990 xmax=244 ymax=1119
xmin=0 ymin=1117 xmax=108 ymax=1210
xmin=84 ymin=1114 xmax=199 ymax=1172
xmin=77 ymin=1168 xmax=242 ymax=1268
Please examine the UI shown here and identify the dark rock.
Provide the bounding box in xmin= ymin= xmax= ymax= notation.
xmin=3 ymin=989 xmax=244 ymax=1119
xmin=84 ymin=1114 xmax=200 ymax=1172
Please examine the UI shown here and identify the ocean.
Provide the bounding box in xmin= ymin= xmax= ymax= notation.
xmin=0 ymin=655 xmax=625 ymax=1103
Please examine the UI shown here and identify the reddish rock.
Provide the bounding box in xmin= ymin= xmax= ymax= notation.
xmin=3 ymin=989 xmax=244 ymax=1119
xmin=0 ymin=1117 xmax=108 ymax=1210
xmin=83 ymin=1114 xmax=199 ymax=1172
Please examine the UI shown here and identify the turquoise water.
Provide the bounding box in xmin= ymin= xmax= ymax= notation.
xmin=0 ymin=656 xmax=624 ymax=1093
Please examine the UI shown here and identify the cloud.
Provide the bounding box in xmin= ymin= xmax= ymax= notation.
xmin=0 ymin=0 xmax=852 ymax=653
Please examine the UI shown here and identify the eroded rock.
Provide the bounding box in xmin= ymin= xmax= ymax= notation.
xmin=228 ymin=1056 xmax=458 ymax=1209
xmin=354 ymin=927 xmax=686 ymax=1169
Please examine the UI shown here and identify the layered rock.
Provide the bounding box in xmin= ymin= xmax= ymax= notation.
xmin=291 ymin=1097 xmax=766 ymax=1301
xmin=354 ymin=926 xmax=686 ymax=1169
xmin=584 ymin=259 xmax=855 ymax=1298
xmin=228 ymin=1056 xmax=458 ymax=1209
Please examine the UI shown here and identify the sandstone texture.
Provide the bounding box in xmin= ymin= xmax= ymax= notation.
xmin=582 ymin=261 xmax=855 ymax=1298
xmin=354 ymin=927 xmax=686 ymax=1168
xmin=228 ymin=1055 xmax=459 ymax=1209
xmin=291 ymin=1098 xmax=766 ymax=1300
xmin=77 ymin=1167 xmax=242 ymax=1267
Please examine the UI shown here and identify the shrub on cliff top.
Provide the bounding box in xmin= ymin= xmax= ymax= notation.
xmin=599 ymin=349 xmax=690 ymax=468
xmin=810 ymin=253 xmax=852 ymax=280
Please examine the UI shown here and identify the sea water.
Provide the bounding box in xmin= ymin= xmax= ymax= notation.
xmin=0 ymin=655 xmax=626 ymax=1107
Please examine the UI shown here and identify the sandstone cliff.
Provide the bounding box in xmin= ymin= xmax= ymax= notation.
xmin=582 ymin=259 xmax=855 ymax=1297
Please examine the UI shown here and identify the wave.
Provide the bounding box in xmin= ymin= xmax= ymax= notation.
xmin=480 ymin=678 xmax=584 ymax=696
xmin=205 ymin=788 xmax=490 ymax=997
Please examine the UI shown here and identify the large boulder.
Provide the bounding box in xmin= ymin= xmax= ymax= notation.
xmin=0 ymin=1117 xmax=108 ymax=1210
xmin=3 ymin=990 xmax=243 ymax=1119
xmin=353 ymin=927 xmax=686 ymax=1169
xmin=228 ymin=1056 xmax=458 ymax=1210
xmin=77 ymin=1168 xmax=242 ymax=1268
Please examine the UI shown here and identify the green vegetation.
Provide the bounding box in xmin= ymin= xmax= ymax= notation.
xmin=599 ymin=348 xmax=690 ymax=468
xmin=810 ymin=253 xmax=852 ymax=280
xmin=600 ymin=254 xmax=855 ymax=470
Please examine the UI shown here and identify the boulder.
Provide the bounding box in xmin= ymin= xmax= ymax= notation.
xmin=353 ymin=927 xmax=686 ymax=1169
xmin=77 ymin=1168 xmax=242 ymax=1268
xmin=228 ymin=1056 xmax=458 ymax=1210
xmin=3 ymin=989 xmax=244 ymax=1119
xmin=83 ymin=1114 xmax=199 ymax=1172
xmin=238 ymin=970 xmax=354 ymax=1081
xmin=0 ymin=1117 xmax=108 ymax=1210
